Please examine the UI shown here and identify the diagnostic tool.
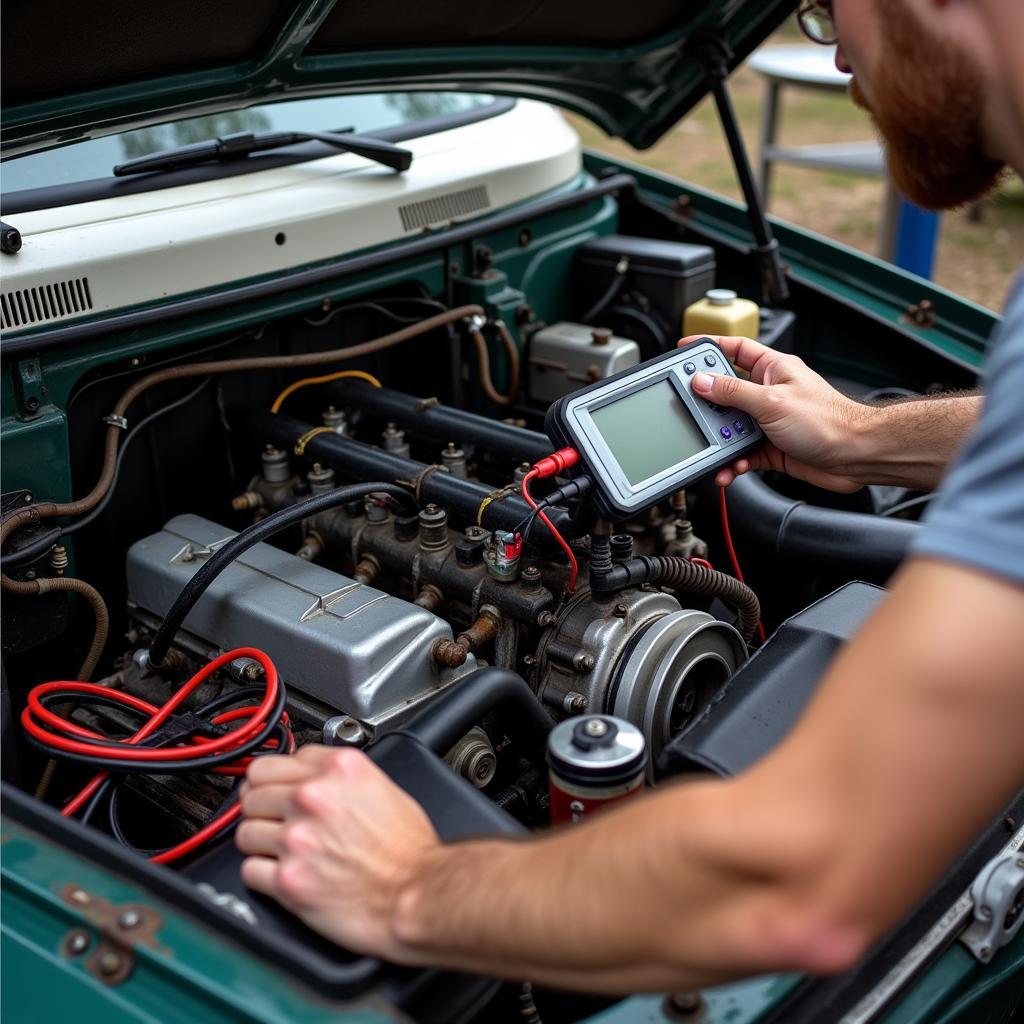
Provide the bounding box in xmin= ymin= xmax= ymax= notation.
xmin=545 ymin=338 xmax=763 ymax=518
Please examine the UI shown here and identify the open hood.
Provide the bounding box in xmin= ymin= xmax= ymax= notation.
xmin=1 ymin=0 xmax=793 ymax=158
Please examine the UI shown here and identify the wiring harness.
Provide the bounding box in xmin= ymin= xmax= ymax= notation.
xmin=22 ymin=647 xmax=292 ymax=865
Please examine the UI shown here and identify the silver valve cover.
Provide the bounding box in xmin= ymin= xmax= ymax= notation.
xmin=126 ymin=514 xmax=456 ymax=727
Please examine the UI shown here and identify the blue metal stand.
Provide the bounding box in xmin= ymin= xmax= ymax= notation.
xmin=893 ymin=199 xmax=940 ymax=279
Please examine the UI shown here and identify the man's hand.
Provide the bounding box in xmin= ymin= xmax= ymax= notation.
xmin=680 ymin=334 xmax=982 ymax=492
xmin=236 ymin=743 xmax=440 ymax=963
xmin=680 ymin=334 xmax=869 ymax=492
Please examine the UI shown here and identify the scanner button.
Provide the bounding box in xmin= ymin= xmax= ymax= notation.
xmin=683 ymin=361 xmax=696 ymax=375
xmin=704 ymin=354 xmax=717 ymax=366
xmin=732 ymin=419 xmax=746 ymax=434
xmin=720 ymin=426 xmax=733 ymax=440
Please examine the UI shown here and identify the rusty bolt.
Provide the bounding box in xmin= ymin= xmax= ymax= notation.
xmin=573 ymin=652 xmax=595 ymax=673
xmin=98 ymin=951 xmax=124 ymax=977
xmin=65 ymin=930 xmax=90 ymax=956
xmin=565 ymin=692 xmax=588 ymax=714
xmin=537 ymin=610 xmax=557 ymax=628
xmin=613 ymin=603 xmax=628 ymax=618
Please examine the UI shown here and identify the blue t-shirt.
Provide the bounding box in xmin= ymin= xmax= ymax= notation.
xmin=911 ymin=273 xmax=1024 ymax=584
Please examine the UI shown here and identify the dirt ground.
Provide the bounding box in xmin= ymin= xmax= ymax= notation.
xmin=568 ymin=29 xmax=1023 ymax=314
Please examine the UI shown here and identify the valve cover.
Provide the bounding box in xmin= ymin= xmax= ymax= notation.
xmin=126 ymin=514 xmax=455 ymax=727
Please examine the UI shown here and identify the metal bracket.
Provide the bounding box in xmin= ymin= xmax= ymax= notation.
xmin=60 ymin=884 xmax=166 ymax=986
xmin=961 ymin=846 xmax=1024 ymax=963
xmin=13 ymin=357 xmax=44 ymax=419
xmin=102 ymin=413 xmax=129 ymax=430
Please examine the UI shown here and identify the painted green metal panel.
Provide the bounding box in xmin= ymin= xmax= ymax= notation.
xmin=579 ymin=153 xmax=1000 ymax=373
xmin=1 ymin=818 xmax=403 ymax=1024
xmin=1 ymin=2 xmax=795 ymax=157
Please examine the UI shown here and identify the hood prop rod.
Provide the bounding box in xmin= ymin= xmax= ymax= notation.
xmin=699 ymin=38 xmax=790 ymax=307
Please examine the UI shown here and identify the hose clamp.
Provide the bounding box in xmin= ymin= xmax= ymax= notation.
xmin=102 ymin=414 xmax=128 ymax=430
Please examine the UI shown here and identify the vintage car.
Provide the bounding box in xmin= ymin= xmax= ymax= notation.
xmin=1 ymin=1 xmax=1021 ymax=1022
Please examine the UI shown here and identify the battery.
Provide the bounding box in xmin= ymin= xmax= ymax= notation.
xmin=547 ymin=715 xmax=646 ymax=825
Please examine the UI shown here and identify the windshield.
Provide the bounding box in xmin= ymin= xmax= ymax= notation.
xmin=2 ymin=93 xmax=496 ymax=193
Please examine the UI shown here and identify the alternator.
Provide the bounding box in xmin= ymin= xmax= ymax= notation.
xmin=533 ymin=586 xmax=746 ymax=769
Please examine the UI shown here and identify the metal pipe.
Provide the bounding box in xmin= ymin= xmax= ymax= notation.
xmin=247 ymin=413 xmax=577 ymax=547
xmin=328 ymin=380 xmax=552 ymax=464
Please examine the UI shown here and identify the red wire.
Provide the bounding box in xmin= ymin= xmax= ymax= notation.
xmin=23 ymin=647 xmax=292 ymax=863
xmin=521 ymin=469 xmax=578 ymax=592
xmin=718 ymin=487 xmax=767 ymax=644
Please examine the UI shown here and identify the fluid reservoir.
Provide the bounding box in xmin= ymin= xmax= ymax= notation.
xmin=683 ymin=288 xmax=760 ymax=339
xmin=547 ymin=716 xmax=646 ymax=825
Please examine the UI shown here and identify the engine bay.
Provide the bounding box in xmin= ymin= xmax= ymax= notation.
xmin=1 ymin=203 xmax=982 ymax=1022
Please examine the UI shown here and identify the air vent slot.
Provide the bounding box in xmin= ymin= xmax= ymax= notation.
xmin=1 ymin=276 xmax=93 ymax=329
xmin=398 ymin=185 xmax=491 ymax=232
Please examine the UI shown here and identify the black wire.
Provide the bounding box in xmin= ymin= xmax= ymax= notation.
xmin=23 ymin=677 xmax=288 ymax=774
xmin=1 ymin=377 xmax=214 ymax=569
xmin=147 ymin=482 xmax=417 ymax=667
xmin=580 ymin=263 xmax=629 ymax=324
xmin=65 ymin=377 xmax=214 ymax=536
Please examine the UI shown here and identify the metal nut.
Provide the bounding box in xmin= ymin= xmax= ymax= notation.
xmin=117 ymin=910 xmax=141 ymax=930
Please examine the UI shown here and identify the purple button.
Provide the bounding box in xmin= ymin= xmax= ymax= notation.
xmin=732 ymin=419 xmax=746 ymax=434
xmin=720 ymin=426 xmax=733 ymax=440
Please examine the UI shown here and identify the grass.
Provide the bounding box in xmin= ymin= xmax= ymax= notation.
xmin=567 ymin=26 xmax=1022 ymax=313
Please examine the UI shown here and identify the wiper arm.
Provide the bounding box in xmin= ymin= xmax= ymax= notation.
xmin=113 ymin=130 xmax=413 ymax=177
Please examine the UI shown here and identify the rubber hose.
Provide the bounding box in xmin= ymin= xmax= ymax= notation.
xmin=147 ymin=481 xmax=416 ymax=668
xmin=18 ymin=305 xmax=486 ymax=525
xmin=1 ymin=510 xmax=109 ymax=681
xmin=723 ymin=473 xmax=918 ymax=578
xmin=642 ymin=556 xmax=760 ymax=644
xmin=392 ymin=667 xmax=552 ymax=765
xmin=468 ymin=320 xmax=520 ymax=405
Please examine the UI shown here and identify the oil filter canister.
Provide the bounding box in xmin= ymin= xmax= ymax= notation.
xmin=547 ymin=715 xmax=646 ymax=825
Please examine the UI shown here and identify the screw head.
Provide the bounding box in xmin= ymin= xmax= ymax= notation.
xmin=69 ymin=888 xmax=91 ymax=905
xmin=98 ymin=951 xmax=123 ymax=976
xmin=117 ymin=910 xmax=141 ymax=930
xmin=584 ymin=718 xmax=608 ymax=737
xmin=65 ymin=930 xmax=90 ymax=956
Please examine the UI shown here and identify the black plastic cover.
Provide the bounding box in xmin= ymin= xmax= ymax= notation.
xmin=657 ymin=581 xmax=885 ymax=779
xmin=577 ymin=234 xmax=717 ymax=339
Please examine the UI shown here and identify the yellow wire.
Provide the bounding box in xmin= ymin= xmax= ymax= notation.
xmin=270 ymin=370 xmax=382 ymax=414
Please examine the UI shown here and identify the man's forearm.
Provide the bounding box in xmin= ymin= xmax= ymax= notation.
xmin=391 ymin=778 xmax=809 ymax=992
xmin=845 ymin=393 xmax=981 ymax=489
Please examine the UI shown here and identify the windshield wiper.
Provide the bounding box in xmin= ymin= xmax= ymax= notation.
xmin=113 ymin=130 xmax=413 ymax=177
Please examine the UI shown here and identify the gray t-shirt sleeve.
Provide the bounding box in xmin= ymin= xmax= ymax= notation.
xmin=910 ymin=273 xmax=1024 ymax=585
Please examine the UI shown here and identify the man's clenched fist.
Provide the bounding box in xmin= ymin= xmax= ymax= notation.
xmin=236 ymin=743 xmax=440 ymax=963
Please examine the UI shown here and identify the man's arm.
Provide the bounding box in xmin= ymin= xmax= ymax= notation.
xmin=237 ymin=557 xmax=1024 ymax=992
xmin=683 ymin=334 xmax=981 ymax=492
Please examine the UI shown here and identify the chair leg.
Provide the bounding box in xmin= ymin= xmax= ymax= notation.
xmin=758 ymin=81 xmax=781 ymax=210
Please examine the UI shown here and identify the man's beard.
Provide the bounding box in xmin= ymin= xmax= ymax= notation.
xmin=848 ymin=0 xmax=1005 ymax=210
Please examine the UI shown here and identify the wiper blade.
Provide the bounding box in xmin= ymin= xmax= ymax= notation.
xmin=113 ymin=130 xmax=413 ymax=177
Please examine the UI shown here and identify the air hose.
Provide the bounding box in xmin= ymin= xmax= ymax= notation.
xmin=590 ymin=533 xmax=760 ymax=644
